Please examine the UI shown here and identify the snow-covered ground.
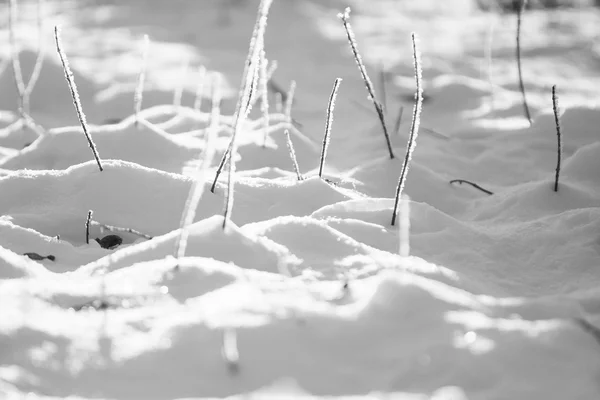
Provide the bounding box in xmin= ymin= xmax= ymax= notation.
xmin=2 ymin=0 xmax=600 ymax=398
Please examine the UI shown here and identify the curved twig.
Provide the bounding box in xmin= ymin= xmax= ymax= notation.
xmin=450 ymin=179 xmax=494 ymax=195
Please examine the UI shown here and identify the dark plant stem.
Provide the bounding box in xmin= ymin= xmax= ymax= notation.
xmin=516 ymin=0 xmax=531 ymax=125
xmin=450 ymin=179 xmax=494 ymax=195
xmin=552 ymin=84 xmax=562 ymax=192
xmin=319 ymin=78 xmax=342 ymax=178
xmin=55 ymin=26 xmax=103 ymax=172
xmin=85 ymin=210 xmax=93 ymax=244
xmin=338 ymin=7 xmax=394 ymax=159
xmin=391 ymin=33 xmax=423 ymax=226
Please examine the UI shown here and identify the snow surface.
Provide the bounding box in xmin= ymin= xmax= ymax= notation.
xmin=1 ymin=0 xmax=600 ymax=399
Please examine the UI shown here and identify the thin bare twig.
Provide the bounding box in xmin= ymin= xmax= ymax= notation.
xmin=516 ymin=0 xmax=531 ymax=125
xmin=391 ymin=33 xmax=423 ymax=226
xmin=134 ymin=34 xmax=149 ymax=127
xmin=338 ymin=7 xmax=394 ymax=159
xmin=551 ymin=85 xmax=562 ymax=192
xmin=55 ymin=26 xmax=103 ymax=172
xmin=450 ymin=179 xmax=494 ymax=195
xmin=319 ymin=78 xmax=342 ymax=178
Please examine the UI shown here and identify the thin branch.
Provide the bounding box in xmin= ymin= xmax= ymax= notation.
xmin=8 ymin=0 xmax=26 ymax=115
xmin=379 ymin=61 xmax=387 ymax=111
xmin=193 ymin=65 xmax=207 ymax=112
xmin=223 ymin=0 xmax=273 ymax=230
xmin=391 ymin=33 xmax=423 ymax=226
xmin=23 ymin=0 xmax=46 ymax=106
xmin=55 ymin=26 xmax=103 ymax=172
xmin=222 ymin=328 xmax=240 ymax=374
xmin=319 ymin=78 xmax=342 ymax=178
xmin=134 ymin=34 xmax=149 ymax=127
xmin=338 ymin=7 xmax=394 ymax=159
xmin=92 ymin=221 xmax=152 ymax=240
xmin=393 ymin=105 xmax=404 ymax=136
xmin=259 ymin=49 xmax=270 ymax=147
xmin=173 ymin=56 xmax=189 ymax=109
xmin=516 ymin=0 xmax=531 ymax=125
xmin=450 ymin=179 xmax=494 ymax=195
xmin=175 ymin=74 xmax=220 ymax=261
xmin=85 ymin=210 xmax=93 ymax=244
xmin=285 ymin=129 xmax=303 ymax=180
xmin=398 ymin=194 xmax=410 ymax=257
xmin=284 ymin=80 xmax=296 ymax=122
xmin=552 ymin=85 xmax=562 ymax=192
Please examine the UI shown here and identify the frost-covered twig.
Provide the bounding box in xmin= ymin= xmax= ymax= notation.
xmin=8 ymin=0 xmax=45 ymax=117
xmin=284 ymin=80 xmax=296 ymax=122
xmin=516 ymin=0 xmax=531 ymax=125
xmin=379 ymin=62 xmax=387 ymax=111
xmin=25 ymin=0 xmax=45 ymax=104
xmin=223 ymin=0 xmax=273 ymax=230
xmin=175 ymin=74 xmax=221 ymax=261
xmin=92 ymin=221 xmax=152 ymax=240
xmin=319 ymin=78 xmax=342 ymax=178
xmin=398 ymin=194 xmax=410 ymax=257
xmin=173 ymin=56 xmax=189 ymax=109
xmin=393 ymin=105 xmax=404 ymax=136
xmin=85 ymin=210 xmax=93 ymax=244
xmin=274 ymin=91 xmax=283 ymax=113
xmin=338 ymin=7 xmax=394 ymax=159
xmin=134 ymin=34 xmax=149 ymax=127
xmin=259 ymin=49 xmax=270 ymax=147
xmin=193 ymin=65 xmax=207 ymax=112
xmin=551 ymin=85 xmax=562 ymax=192
xmin=8 ymin=0 xmax=26 ymax=115
xmin=450 ymin=179 xmax=494 ymax=195
xmin=391 ymin=33 xmax=423 ymax=226
xmin=285 ymin=130 xmax=303 ymax=181
xmin=55 ymin=26 xmax=103 ymax=172
xmin=222 ymin=328 xmax=240 ymax=374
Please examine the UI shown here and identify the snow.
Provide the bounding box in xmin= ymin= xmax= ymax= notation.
xmin=1 ymin=0 xmax=600 ymax=399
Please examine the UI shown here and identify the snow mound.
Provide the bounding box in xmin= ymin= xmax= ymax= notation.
xmin=79 ymin=215 xmax=295 ymax=275
xmin=0 ymin=160 xmax=221 ymax=242
xmin=347 ymin=156 xmax=472 ymax=215
xmin=0 ymin=218 xmax=106 ymax=273
xmin=0 ymin=245 xmax=50 ymax=279
xmin=243 ymin=215 xmax=392 ymax=279
xmin=216 ymin=176 xmax=359 ymax=225
xmin=0 ymin=117 xmax=203 ymax=173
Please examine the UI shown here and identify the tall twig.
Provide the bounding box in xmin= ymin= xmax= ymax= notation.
xmin=55 ymin=26 xmax=103 ymax=172
xmin=338 ymin=7 xmax=394 ymax=159
xmin=391 ymin=33 xmax=423 ymax=226
xmin=134 ymin=34 xmax=149 ymax=127
xmin=24 ymin=0 xmax=45 ymax=108
xmin=319 ymin=78 xmax=342 ymax=178
xmin=393 ymin=105 xmax=404 ymax=136
xmin=398 ymin=194 xmax=410 ymax=257
xmin=450 ymin=179 xmax=494 ymax=195
xmin=285 ymin=129 xmax=303 ymax=180
xmin=223 ymin=0 xmax=273 ymax=230
xmin=552 ymin=85 xmax=562 ymax=192
xmin=8 ymin=0 xmax=26 ymax=115
xmin=516 ymin=0 xmax=531 ymax=125
xmin=259 ymin=49 xmax=270 ymax=147
xmin=193 ymin=65 xmax=207 ymax=112
xmin=175 ymin=75 xmax=221 ymax=261
xmin=173 ymin=56 xmax=189 ymax=109
xmin=85 ymin=210 xmax=93 ymax=244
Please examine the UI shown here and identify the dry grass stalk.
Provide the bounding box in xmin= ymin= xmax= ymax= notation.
xmin=319 ymin=78 xmax=342 ymax=178
xmin=55 ymin=25 xmax=103 ymax=172
xmin=338 ymin=7 xmax=394 ymax=159
xmin=391 ymin=33 xmax=423 ymax=226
